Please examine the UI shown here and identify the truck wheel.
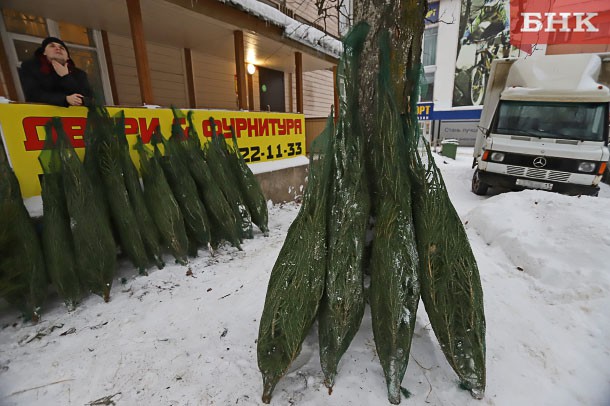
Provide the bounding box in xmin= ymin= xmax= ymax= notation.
xmin=471 ymin=170 xmax=489 ymax=195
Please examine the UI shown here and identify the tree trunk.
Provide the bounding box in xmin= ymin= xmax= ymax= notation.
xmin=353 ymin=0 xmax=426 ymax=139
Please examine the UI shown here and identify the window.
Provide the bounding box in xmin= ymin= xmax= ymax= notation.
xmin=339 ymin=0 xmax=353 ymax=35
xmin=420 ymin=68 xmax=435 ymax=102
xmin=420 ymin=1 xmax=438 ymax=103
xmin=494 ymin=101 xmax=608 ymax=142
xmin=422 ymin=26 xmax=438 ymax=67
xmin=0 ymin=8 xmax=111 ymax=103
xmin=58 ymin=21 xmax=95 ymax=46
xmin=2 ymin=9 xmax=48 ymax=38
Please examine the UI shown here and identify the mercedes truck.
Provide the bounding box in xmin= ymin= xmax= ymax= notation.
xmin=471 ymin=53 xmax=609 ymax=196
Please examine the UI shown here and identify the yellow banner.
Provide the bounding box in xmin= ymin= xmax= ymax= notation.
xmin=0 ymin=104 xmax=306 ymax=198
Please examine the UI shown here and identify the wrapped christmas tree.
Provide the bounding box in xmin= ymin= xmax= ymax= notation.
xmin=39 ymin=125 xmax=81 ymax=309
xmin=0 ymin=152 xmax=47 ymax=321
xmin=54 ymin=117 xmax=117 ymax=302
xmin=135 ymin=135 xmax=189 ymax=265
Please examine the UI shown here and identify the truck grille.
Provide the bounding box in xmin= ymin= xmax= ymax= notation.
xmin=490 ymin=151 xmax=601 ymax=173
xmin=506 ymin=165 xmax=571 ymax=182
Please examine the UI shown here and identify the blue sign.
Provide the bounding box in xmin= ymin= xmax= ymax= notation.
xmin=425 ymin=2 xmax=439 ymax=25
xmin=417 ymin=103 xmax=434 ymax=120
xmin=417 ymin=103 xmax=483 ymax=121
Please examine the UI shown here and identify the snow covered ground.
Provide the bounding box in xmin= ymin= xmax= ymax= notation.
xmin=1 ymin=148 xmax=609 ymax=405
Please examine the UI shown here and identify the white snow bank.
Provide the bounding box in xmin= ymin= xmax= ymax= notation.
xmin=467 ymin=190 xmax=610 ymax=296
xmin=249 ymin=155 xmax=309 ymax=175
xmin=1 ymin=147 xmax=610 ymax=406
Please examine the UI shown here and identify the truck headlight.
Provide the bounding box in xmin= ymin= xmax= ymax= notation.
xmin=490 ymin=152 xmax=505 ymax=162
xmin=577 ymin=162 xmax=596 ymax=173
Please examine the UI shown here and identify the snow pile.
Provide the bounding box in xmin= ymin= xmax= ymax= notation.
xmin=467 ymin=190 xmax=610 ymax=299
xmin=1 ymin=149 xmax=609 ymax=405
xmin=218 ymin=0 xmax=343 ymax=58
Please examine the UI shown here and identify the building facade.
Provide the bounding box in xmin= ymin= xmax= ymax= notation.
xmin=418 ymin=0 xmax=610 ymax=147
xmin=0 ymin=0 xmax=343 ymax=120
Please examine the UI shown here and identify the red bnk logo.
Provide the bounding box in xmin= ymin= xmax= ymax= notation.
xmin=510 ymin=0 xmax=610 ymax=46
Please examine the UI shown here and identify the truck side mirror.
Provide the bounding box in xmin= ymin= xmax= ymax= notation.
xmin=478 ymin=125 xmax=491 ymax=137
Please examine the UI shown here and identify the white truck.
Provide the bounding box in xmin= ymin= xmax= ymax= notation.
xmin=472 ymin=53 xmax=609 ymax=196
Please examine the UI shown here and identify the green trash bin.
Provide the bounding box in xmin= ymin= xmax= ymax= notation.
xmin=440 ymin=139 xmax=459 ymax=159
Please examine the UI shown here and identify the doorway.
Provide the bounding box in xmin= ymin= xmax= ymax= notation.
xmin=258 ymin=66 xmax=285 ymax=112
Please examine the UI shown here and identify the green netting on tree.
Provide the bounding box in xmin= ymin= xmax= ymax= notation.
xmin=39 ymin=129 xmax=81 ymax=309
xmin=367 ymin=30 xmax=420 ymax=405
xmin=169 ymin=116 xmax=241 ymax=250
xmin=135 ymin=134 xmax=188 ymax=265
xmin=114 ymin=111 xmax=164 ymax=269
xmin=85 ymin=105 xmax=149 ymax=273
xmin=204 ymin=118 xmax=253 ymax=240
xmin=409 ymin=142 xmax=486 ymax=398
xmin=83 ymin=110 xmax=111 ymax=226
xmin=228 ymin=127 xmax=269 ymax=236
xmin=0 ymin=154 xmax=47 ymax=322
xmin=309 ymin=126 xmax=330 ymax=155
xmin=53 ymin=117 xmax=116 ymax=302
xmin=318 ymin=22 xmax=370 ymax=390
xmin=160 ymin=115 xmax=211 ymax=251
xmin=257 ymin=120 xmax=333 ymax=404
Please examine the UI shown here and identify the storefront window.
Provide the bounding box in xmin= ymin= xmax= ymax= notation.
xmin=58 ymin=22 xmax=95 ymax=47
xmin=1 ymin=8 xmax=109 ymax=103
xmin=69 ymin=47 xmax=104 ymax=99
xmin=2 ymin=9 xmax=48 ymax=38
xmin=13 ymin=39 xmax=40 ymax=63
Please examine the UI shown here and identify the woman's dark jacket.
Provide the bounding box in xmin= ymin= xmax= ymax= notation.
xmin=19 ymin=48 xmax=92 ymax=107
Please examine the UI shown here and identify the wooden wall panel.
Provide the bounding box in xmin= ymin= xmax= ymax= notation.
xmin=106 ymin=33 xmax=187 ymax=107
xmin=302 ymin=69 xmax=334 ymax=118
xmin=106 ymin=35 xmax=334 ymax=114
xmin=284 ymin=0 xmax=339 ymax=37
xmin=191 ymin=50 xmax=237 ymax=110
xmin=148 ymin=42 xmax=187 ymax=108
xmin=107 ymin=33 xmax=141 ymax=106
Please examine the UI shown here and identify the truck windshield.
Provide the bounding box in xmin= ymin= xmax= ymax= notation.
xmin=493 ymin=100 xmax=608 ymax=142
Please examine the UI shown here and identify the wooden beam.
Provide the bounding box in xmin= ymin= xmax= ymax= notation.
xmin=126 ymin=0 xmax=154 ymax=105
xmin=288 ymin=73 xmax=293 ymax=113
xmin=247 ymin=70 xmax=254 ymax=111
xmin=0 ymin=37 xmax=18 ymax=101
xmin=333 ymin=66 xmax=339 ymax=123
xmin=101 ymin=30 xmax=119 ymax=105
xmin=295 ymin=52 xmax=303 ymax=114
xmin=234 ymin=30 xmax=247 ymax=110
xmin=184 ymin=48 xmax=197 ymax=108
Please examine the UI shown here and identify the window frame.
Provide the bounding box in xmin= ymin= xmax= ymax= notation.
xmin=0 ymin=9 xmax=113 ymax=104
xmin=420 ymin=7 xmax=439 ymax=104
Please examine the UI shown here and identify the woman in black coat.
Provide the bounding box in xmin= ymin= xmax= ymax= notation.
xmin=20 ymin=36 xmax=93 ymax=107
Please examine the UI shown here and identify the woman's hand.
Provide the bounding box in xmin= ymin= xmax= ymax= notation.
xmin=66 ymin=94 xmax=84 ymax=106
xmin=51 ymin=60 xmax=69 ymax=77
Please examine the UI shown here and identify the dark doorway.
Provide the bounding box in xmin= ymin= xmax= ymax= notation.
xmin=259 ymin=66 xmax=285 ymax=112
